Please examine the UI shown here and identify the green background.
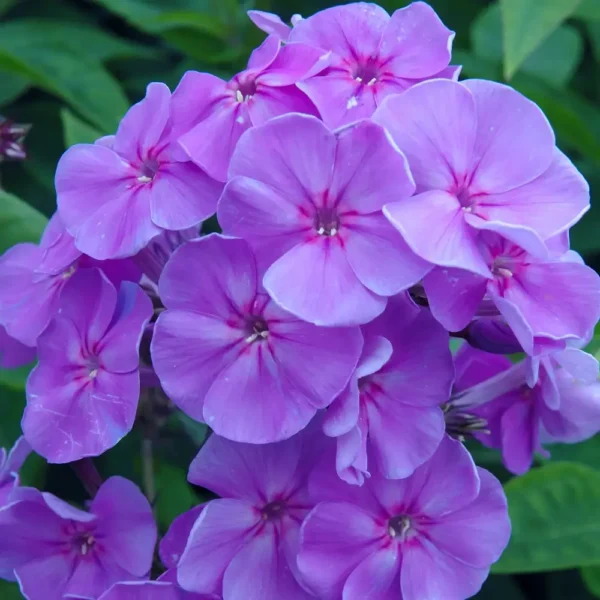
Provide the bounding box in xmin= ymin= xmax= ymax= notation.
xmin=1 ymin=0 xmax=600 ymax=598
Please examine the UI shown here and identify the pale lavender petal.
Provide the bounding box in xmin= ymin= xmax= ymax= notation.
xmin=202 ymin=344 xmax=317 ymax=443
xmin=16 ymin=553 xmax=74 ymax=600
xmin=258 ymin=42 xmax=327 ymax=86
xmin=0 ymin=326 xmax=35 ymax=368
xmin=179 ymin=101 xmax=249 ymax=183
xmin=400 ymin=537 xmax=489 ymax=600
xmin=91 ymin=476 xmax=157 ymax=577
xmin=373 ymin=79 xmax=476 ymax=192
xmin=149 ymin=162 xmax=222 ymax=230
xmin=384 ymin=191 xmax=491 ymax=276
xmin=151 ymin=311 xmax=241 ymax=422
xmin=223 ymin=529 xmax=311 ymax=600
xmin=476 ymin=149 xmax=589 ymax=237
xmin=97 ymin=581 xmax=181 ymax=600
xmin=248 ymin=10 xmax=291 ymax=40
xmin=336 ymin=420 xmax=369 ymax=485
xmin=343 ymin=546 xmax=401 ymax=600
xmin=178 ymin=499 xmax=260 ymax=595
xmin=322 ymin=382 xmax=360 ymax=437
xmin=464 ymin=79 xmax=555 ymax=194
xmin=500 ymin=400 xmax=539 ymax=475
xmin=248 ymin=85 xmax=318 ymax=125
xmin=297 ymin=502 xmax=384 ymax=600
xmin=554 ymin=348 xmax=599 ymax=383
xmin=379 ymin=2 xmax=454 ymax=78
xmin=113 ymin=82 xmax=171 ymax=160
xmin=356 ymin=335 xmax=393 ymax=379
xmin=246 ymin=34 xmax=280 ymax=71
xmin=264 ymin=239 xmax=386 ymax=326
xmin=423 ymin=267 xmax=488 ymax=331
xmin=160 ymin=506 xmax=204 ymax=569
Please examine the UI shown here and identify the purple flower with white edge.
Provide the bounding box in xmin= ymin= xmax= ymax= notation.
xmin=56 ymin=82 xmax=222 ymax=260
xmin=218 ymin=114 xmax=431 ymax=326
xmin=0 ymin=213 xmax=141 ymax=347
xmin=423 ymin=231 xmax=600 ymax=355
xmin=0 ymin=476 xmax=156 ymax=599
xmin=174 ymin=35 xmax=324 ymax=182
xmin=0 ymin=437 xmax=31 ymax=507
xmin=177 ymin=425 xmax=326 ymax=599
xmin=297 ymin=435 xmax=511 ymax=600
xmin=373 ymin=79 xmax=589 ymax=276
xmin=287 ymin=2 xmax=458 ymax=127
xmin=0 ymin=326 xmax=35 ymax=368
xmin=151 ymin=234 xmax=362 ymax=443
xmin=454 ymin=345 xmax=600 ymax=474
xmin=247 ymin=10 xmax=302 ymax=40
xmin=22 ymin=268 xmax=152 ymax=463
xmin=323 ymin=295 xmax=452 ymax=484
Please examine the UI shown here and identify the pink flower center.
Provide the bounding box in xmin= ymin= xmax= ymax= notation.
xmin=387 ymin=515 xmax=414 ymax=541
xmin=314 ymin=207 xmax=340 ymax=236
xmin=235 ymin=75 xmax=258 ymax=103
xmin=456 ymin=186 xmax=475 ymax=211
xmin=352 ymin=58 xmax=380 ymax=86
xmin=86 ymin=356 xmax=101 ymax=379
xmin=245 ymin=316 xmax=269 ymax=343
xmin=261 ymin=500 xmax=286 ymax=521
xmin=138 ymin=158 xmax=159 ymax=183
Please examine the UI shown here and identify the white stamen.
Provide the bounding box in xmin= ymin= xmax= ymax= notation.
xmin=347 ymin=96 xmax=358 ymax=109
xmin=317 ymin=226 xmax=326 ymax=235
xmin=329 ymin=228 xmax=338 ymax=235
xmin=137 ymin=175 xmax=152 ymax=183
xmin=367 ymin=77 xmax=377 ymax=86
xmin=236 ymin=90 xmax=244 ymax=103
xmin=355 ymin=76 xmax=363 ymax=83
xmin=89 ymin=369 xmax=98 ymax=379
xmin=496 ymin=267 xmax=513 ymax=279
xmin=236 ymin=116 xmax=245 ymax=124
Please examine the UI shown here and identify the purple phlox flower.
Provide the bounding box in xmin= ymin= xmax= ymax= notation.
xmin=0 ymin=437 xmax=31 ymax=507
xmin=0 ymin=476 xmax=156 ymax=599
xmin=96 ymin=580 xmax=216 ymax=600
xmin=297 ymin=435 xmax=511 ymax=600
xmin=177 ymin=425 xmax=328 ymax=599
xmin=373 ymin=79 xmax=589 ymax=277
xmin=454 ymin=345 xmax=600 ymax=474
xmin=56 ymin=82 xmax=222 ymax=260
xmin=0 ymin=213 xmax=141 ymax=347
xmin=218 ymin=114 xmax=431 ymax=326
xmin=422 ymin=230 xmax=600 ymax=355
xmin=247 ymin=10 xmax=303 ymax=40
xmin=133 ymin=227 xmax=200 ymax=284
xmin=22 ymin=267 xmax=152 ymax=463
xmin=174 ymin=34 xmax=325 ymax=182
xmin=0 ymin=325 xmax=35 ymax=368
xmin=323 ymin=294 xmax=452 ymax=484
xmin=287 ymin=2 xmax=458 ymax=127
xmin=0 ymin=116 xmax=30 ymax=161
xmin=151 ymin=234 xmax=362 ymax=443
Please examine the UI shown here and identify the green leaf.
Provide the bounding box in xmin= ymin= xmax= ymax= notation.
xmin=0 ymin=19 xmax=157 ymax=63
xmin=61 ymin=109 xmax=103 ymax=147
xmin=500 ymin=0 xmax=583 ymax=79
xmin=494 ymin=462 xmax=600 ymax=573
xmin=0 ymin=363 xmax=34 ymax=392
xmin=453 ymin=50 xmax=600 ymax=165
xmin=576 ymin=0 xmax=600 ymax=21
xmin=0 ymin=580 xmax=25 ymax=600
xmin=547 ymin=436 xmax=600 ymax=471
xmin=154 ymin=461 xmax=199 ymax=532
xmin=0 ymin=189 xmax=47 ymax=254
xmin=587 ymin=21 xmax=600 ymax=62
xmin=0 ymin=44 xmax=128 ymax=132
xmin=0 ymin=385 xmax=26 ymax=448
xmin=474 ymin=575 xmax=527 ymax=599
xmin=0 ymin=71 xmax=29 ymax=106
xmin=583 ymin=566 xmax=600 ymax=597
xmin=472 ymin=4 xmax=583 ymax=87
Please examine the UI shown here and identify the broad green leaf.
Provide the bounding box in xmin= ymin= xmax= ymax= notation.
xmin=494 ymin=462 xmax=600 ymax=573
xmin=0 ymin=19 xmax=157 ymax=63
xmin=570 ymin=160 xmax=600 ymax=253
xmin=500 ymin=0 xmax=583 ymax=79
xmin=0 ymin=44 xmax=128 ymax=132
xmin=0 ymin=581 xmax=24 ymax=600
xmin=0 ymin=71 xmax=29 ymax=106
xmin=576 ymin=0 xmax=600 ymax=21
xmin=474 ymin=575 xmax=527 ymax=599
xmin=546 ymin=436 xmax=600 ymax=471
xmin=0 ymin=385 xmax=26 ymax=448
xmin=453 ymin=50 xmax=600 ymax=164
xmin=152 ymin=10 xmax=228 ymax=37
xmin=0 ymin=363 xmax=34 ymax=392
xmin=154 ymin=461 xmax=200 ymax=532
xmin=0 ymin=189 xmax=47 ymax=254
xmin=587 ymin=22 xmax=600 ymax=62
xmin=472 ymin=4 xmax=583 ymax=87
xmin=61 ymin=109 xmax=103 ymax=147
xmin=583 ymin=566 xmax=600 ymax=597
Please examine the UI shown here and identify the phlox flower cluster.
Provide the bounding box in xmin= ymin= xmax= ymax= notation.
xmin=0 ymin=2 xmax=599 ymax=599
